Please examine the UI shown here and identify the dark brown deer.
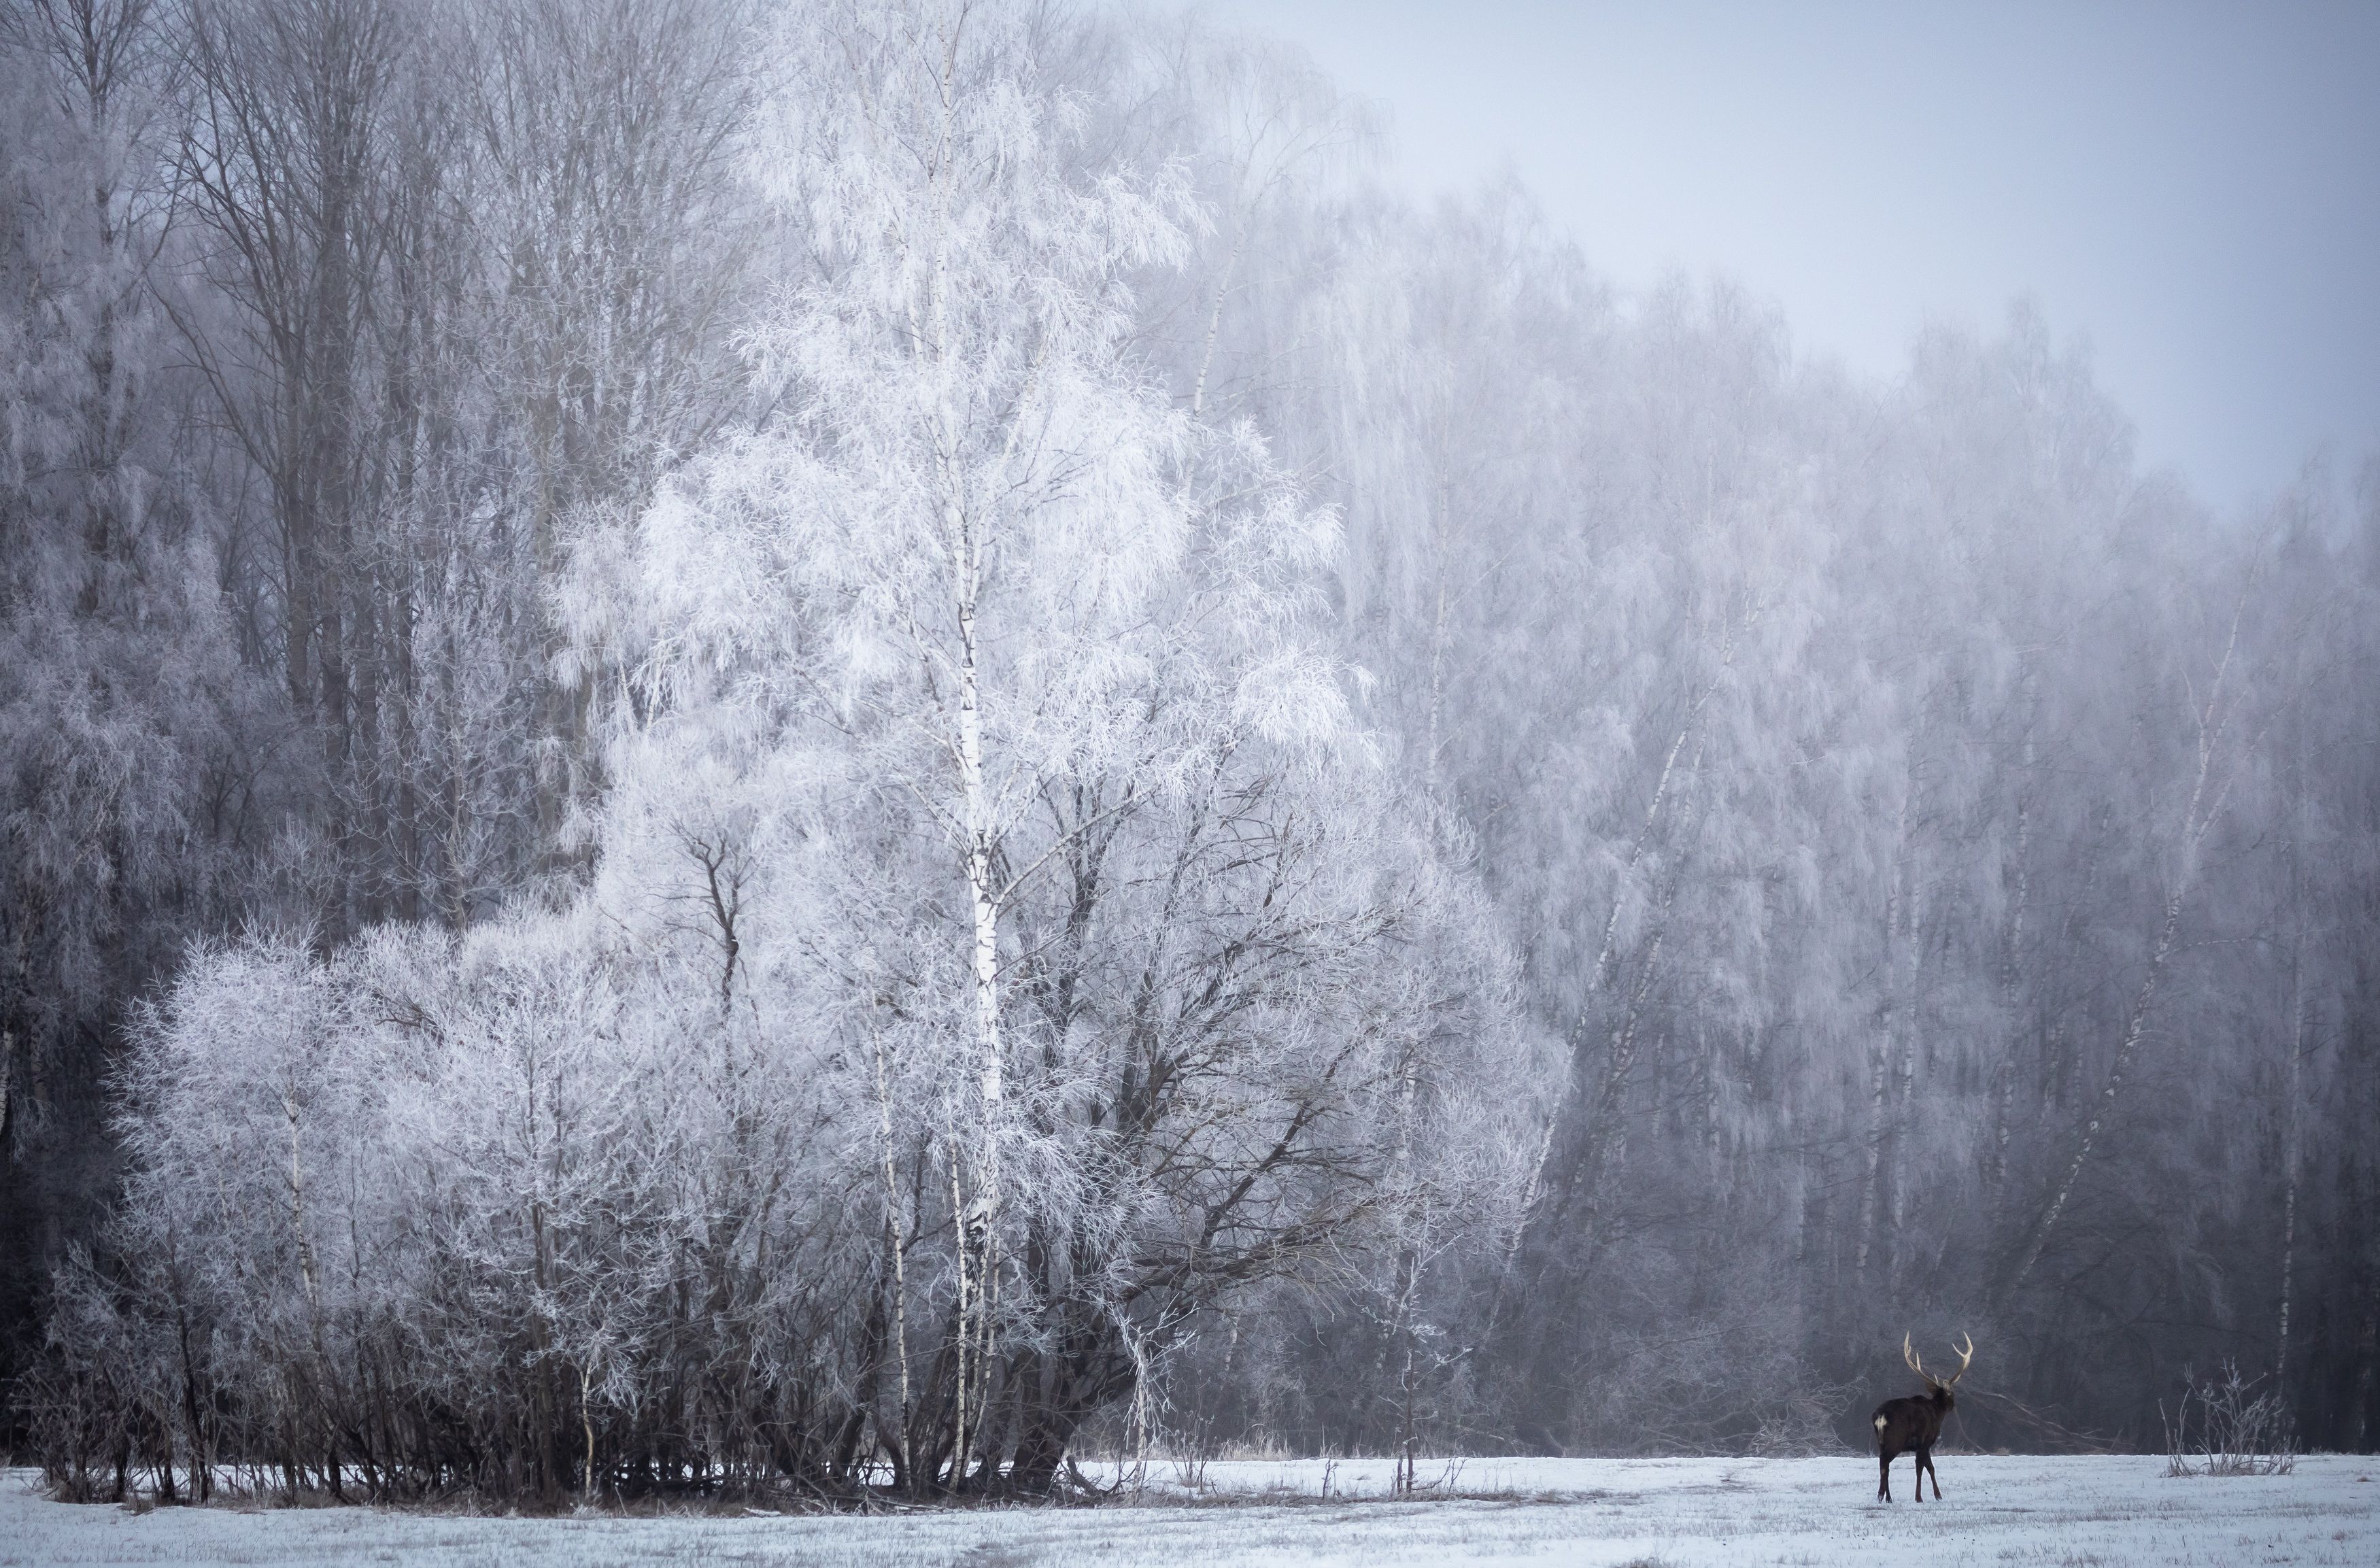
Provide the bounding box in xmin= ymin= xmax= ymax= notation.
xmin=1872 ymin=1331 xmax=1973 ymax=1501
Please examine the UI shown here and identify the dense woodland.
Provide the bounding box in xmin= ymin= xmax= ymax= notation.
xmin=3 ymin=0 xmax=2376 ymax=1505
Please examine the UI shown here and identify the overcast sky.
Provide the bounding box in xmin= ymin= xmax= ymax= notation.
xmin=1193 ymin=0 xmax=2379 ymax=514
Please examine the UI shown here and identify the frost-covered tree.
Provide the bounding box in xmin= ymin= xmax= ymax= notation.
xmin=14 ymin=0 xmax=2380 ymax=1489
xmin=34 ymin=0 xmax=1528 ymax=1500
xmin=589 ymin=0 xmax=1519 ymax=1488
xmin=0 ymin=0 xmax=253 ymax=1403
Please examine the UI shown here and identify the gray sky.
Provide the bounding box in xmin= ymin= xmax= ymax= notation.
xmin=1195 ymin=0 xmax=2379 ymax=513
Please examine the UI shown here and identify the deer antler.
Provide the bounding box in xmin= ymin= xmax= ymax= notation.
xmin=1903 ymin=1332 xmax=1974 ymax=1387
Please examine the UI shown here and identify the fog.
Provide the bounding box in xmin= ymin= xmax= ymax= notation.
xmin=1207 ymin=0 xmax=2380 ymax=512
xmin=1 ymin=0 xmax=2373 ymax=1509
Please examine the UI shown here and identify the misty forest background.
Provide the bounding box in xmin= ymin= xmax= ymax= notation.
xmin=3 ymin=0 xmax=2377 ymax=1505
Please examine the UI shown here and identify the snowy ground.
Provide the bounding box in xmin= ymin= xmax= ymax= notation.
xmin=4 ymin=1455 xmax=2375 ymax=1567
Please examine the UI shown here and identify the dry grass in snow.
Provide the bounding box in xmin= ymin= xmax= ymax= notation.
xmin=3 ymin=1455 xmax=2375 ymax=1566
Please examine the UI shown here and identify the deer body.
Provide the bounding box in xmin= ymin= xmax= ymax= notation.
xmin=1873 ymin=1332 xmax=1972 ymax=1502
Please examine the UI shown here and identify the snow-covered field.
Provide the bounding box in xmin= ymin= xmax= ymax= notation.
xmin=5 ymin=1456 xmax=2375 ymax=1567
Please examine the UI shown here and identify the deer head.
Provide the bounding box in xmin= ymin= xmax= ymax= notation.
xmin=1903 ymin=1330 xmax=1973 ymax=1396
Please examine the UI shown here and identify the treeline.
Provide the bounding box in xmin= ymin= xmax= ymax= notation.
xmin=1 ymin=0 xmax=2373 ymax=1506
xmin=1 ymin=0 xmax=758 ymax=1484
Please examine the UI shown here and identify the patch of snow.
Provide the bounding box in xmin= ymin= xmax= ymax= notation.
xmin=3 ymin=1457 xmax=2374 ymax=1567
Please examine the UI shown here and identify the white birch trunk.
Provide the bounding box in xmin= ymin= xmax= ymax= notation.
xmin=1508 ymin=653 xmax=1725 ymax=1241
xmin=874 ymin=1030 xmax=913 ymax=1480
xmin=913 ymin=10 xmax=1003 ymax=1479
xmin=1492 ymin=619 xmax=1735 ymax=1340
xmin=2001 ymin=588 xmax=2254 ymax=1303
xmin=2279 ymin=923 xmax=2302 ymax=1381
xmin=1857 ymin=765 xmax=1916 ymax=1284
xmin=2006 ymin=689 xmax=2230 ymax=1293
xmin=2279 ymin=716 xmax=2307 ymax=1382
xmin=956 ymin=594 xmax=1006 ymax=1122
xmin=1990 ymin=715 xmax=2035 ymax=1214
xmin=1188 ymin=221 xmax=1244 ymax=422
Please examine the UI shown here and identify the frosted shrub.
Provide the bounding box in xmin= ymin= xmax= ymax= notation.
xmin=2162 ymin=1363 xmax=2297 ymax=1477
xmin=37 ymin=0 xmax=1527 ymax=1507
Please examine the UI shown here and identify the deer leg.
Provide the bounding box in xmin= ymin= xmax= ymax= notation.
xmin=1918 ymin=1446 xmax=1941 ymax=1500
xmin=1877 ymin=1448 xmax=1893 ymax=1501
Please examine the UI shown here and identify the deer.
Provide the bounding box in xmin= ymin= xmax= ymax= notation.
xmin=1872 ymin=1331 xmax=1973 ymax=1502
